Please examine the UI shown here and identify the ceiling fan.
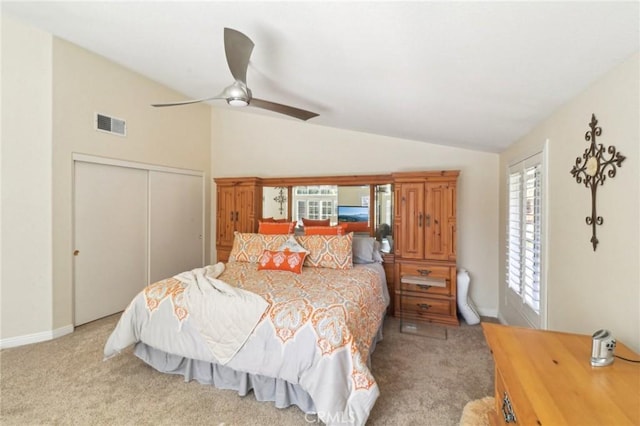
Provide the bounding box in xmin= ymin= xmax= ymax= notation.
xmin=152 ymin=28 xmax=318 ymax=121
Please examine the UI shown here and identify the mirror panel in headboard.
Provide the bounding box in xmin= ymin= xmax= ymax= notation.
xmin=262 ymin=186 xmax=289 ymax=221
xmin=260 ymin=173 xmax=393 ymax=240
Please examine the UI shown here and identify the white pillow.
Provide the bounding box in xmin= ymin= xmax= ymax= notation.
xmin=278 ymin=235 xmax=309 ymax=253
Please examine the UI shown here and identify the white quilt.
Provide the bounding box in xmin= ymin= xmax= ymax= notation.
xmin=104 ymin=262 xmax=388 ymax=426
xmin=175 ymin=263 xmax=268 ymax=364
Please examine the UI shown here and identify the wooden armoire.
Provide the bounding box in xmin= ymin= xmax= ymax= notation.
xmin=215 ymin=177 xmax=262 ymax=262
xmin=392 ymin=171 xmax=459 ymax=326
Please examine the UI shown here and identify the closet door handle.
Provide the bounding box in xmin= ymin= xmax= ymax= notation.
xmin=425 ymin=214 xmax=431 ymax=227
xmin=230 ymin=211 xmax=234 ymax=221
xmin=418 ymin=212 xmax=423 ymax=227
xmin=235 ymin=211 xmax=239 ymax=221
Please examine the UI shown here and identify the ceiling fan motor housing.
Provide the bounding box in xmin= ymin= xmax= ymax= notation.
xmin=225 ymin=82 xmax=251 ymax=107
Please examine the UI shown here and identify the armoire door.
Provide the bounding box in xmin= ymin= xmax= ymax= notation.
xmin=398 ymin=182 xmax=425 ymax=259
xmin=424 ymin=181 xmax=455 ymax=261
xmin=148 ymin=171 xmax=204 ymax=283
xmin=74 ymin=161 xmax=148 ymax=325
xmin=216 ymin=185 xmax=236 ymax=248
xmin=234 ymin=185 xmax=259 ymax=234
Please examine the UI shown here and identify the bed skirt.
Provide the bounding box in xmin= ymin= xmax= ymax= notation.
xmin=133 ymin=322 xmax=385 ymax=415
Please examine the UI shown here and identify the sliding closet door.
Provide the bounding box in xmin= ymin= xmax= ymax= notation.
xmin=74 ymin=161 xmax=148 ymax=325
xmin=148 ymin=171 xmax=204 ymax=283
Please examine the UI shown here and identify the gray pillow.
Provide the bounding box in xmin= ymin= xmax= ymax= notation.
xmin=372 ymin=240 xmax=383 ymax=263
xmin=352 ymin=236 xmax=382 ymax=264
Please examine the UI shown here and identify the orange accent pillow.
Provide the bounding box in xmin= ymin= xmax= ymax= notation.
xmin=341 ymin=222 xmax=370 ymax=233
xmin=258 ymin=221 xmax=295 ymax=234
xmin=304 ymin=225 xmax=346 ymax=235
xmin=257 ymin=249 xmax=306 ymax=274
xmin=302 ymin=218 xmax=331 ymax=227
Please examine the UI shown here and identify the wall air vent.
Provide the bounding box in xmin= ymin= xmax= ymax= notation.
xmin=95 ymin=113 xmax=126 ymax=136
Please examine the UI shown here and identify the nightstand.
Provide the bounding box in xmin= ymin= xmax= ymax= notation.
xmin=398 ymin=272 xmax=449 ymax=339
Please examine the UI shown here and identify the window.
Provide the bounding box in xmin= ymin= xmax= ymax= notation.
xmin=308 ymin=201 xmax=320 ymax=219
xmin=321 ymin=201 xmax=333 ymax=218
xmin=297 ymin=200 xmax=306 ymax=222
xmin=506 ymin=152 xmax=544 ymax=328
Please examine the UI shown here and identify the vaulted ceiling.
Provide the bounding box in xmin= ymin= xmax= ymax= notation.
xmin=3 ymin=1 xmax=639 ymax=152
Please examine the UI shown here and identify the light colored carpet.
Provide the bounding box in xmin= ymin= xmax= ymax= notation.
xmin=459 ymin=396 xmax=494 ymax=426
xmin=1 ymin=315 xmax=495 ymax=425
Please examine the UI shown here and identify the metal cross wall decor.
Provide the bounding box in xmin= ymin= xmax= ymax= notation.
xmin=273 ymin=187 xmax=287 ymax=215
xmin=570 ymin=114 xmax=625 ymax=251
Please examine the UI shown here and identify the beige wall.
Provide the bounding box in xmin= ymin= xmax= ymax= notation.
xmin=1 ymin=17 xmax=54 ymax=341
xmin=499 ymin=53 xmax=640 ymax=351
xmin=51 ymin=38 xmax=212 ymax=333
xmin=211 ymin=108 xmax=501 ymax=315
xmin=1 ymin=17 xmax=212 ymax=344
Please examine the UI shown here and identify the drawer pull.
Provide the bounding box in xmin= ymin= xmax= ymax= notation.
xmin=417 ymin=269 xmax=432 ymax=276
xmin=417 ymin=284 xmax=432 ymax=290
xmin=417 ymin=303 xmax=431 ymax=310
xmin=501 ymin=392 xmax=516 ymax=423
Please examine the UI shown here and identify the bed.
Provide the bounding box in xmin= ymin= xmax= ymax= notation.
xmin=104 ymin=232 xmax=389 ymax=425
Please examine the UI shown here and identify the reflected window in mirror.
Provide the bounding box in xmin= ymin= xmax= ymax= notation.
xmin=292 ymin=185 xmax=338 ymax=226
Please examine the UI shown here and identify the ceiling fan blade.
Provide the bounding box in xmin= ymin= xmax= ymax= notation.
xmin=250 ymin=98 xmax=319 ymax=121
xmin=224 ymin=28 xmax=254 ymax=85
xmin=151 ymin=95 xmax=224 ymax=108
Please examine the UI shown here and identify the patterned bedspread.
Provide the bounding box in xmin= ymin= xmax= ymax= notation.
xmin=104 ymin=262 xmax=389 ymax=425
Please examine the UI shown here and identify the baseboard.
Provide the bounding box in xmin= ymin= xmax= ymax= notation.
xmin=477 ymin=307 xmax=498 ymax=319
xmin=0 ymin=324 xmax=74 ymax=349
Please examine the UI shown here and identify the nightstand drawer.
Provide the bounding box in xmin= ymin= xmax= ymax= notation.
xmin=398 ymin=262 xmax=450 ymax=279
xmin=399 ymin=279 xmax=451 ymax=297
xmin=396 ymin=294 xmax=455 ymax=319
xmin=398 ymin=262 xmax=452 ymax=296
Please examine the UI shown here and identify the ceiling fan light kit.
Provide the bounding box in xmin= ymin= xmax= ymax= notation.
xmin=152 ymin=28 xmax=318 ymax=121
xmin=228 ymin=99 xmax=248 ymax=107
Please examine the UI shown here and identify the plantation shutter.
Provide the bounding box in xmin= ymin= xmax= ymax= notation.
xmin=522 ymin=163 xmax=541 ymax=312
xmin=507 ymin=153 xmax=543 ymax=320
xmin=507 ymin=170 xmax=522 ymax=294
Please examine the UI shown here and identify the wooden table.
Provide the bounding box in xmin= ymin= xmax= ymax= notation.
xmin=482 ymin=322 xmax=640 ymax=425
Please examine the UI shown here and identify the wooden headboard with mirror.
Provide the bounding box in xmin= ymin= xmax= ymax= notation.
xmin=214 ymin=170 xmax=459 ymax=322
